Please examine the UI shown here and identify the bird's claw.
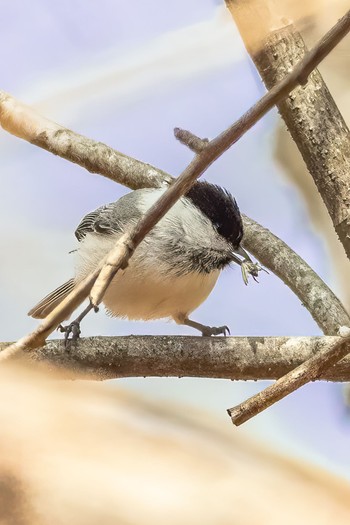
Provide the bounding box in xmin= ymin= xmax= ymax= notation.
xmin=58 ymin=321 xmax=81 ymax=347
xmin=201 ymin=325 xmax=230 ymax=337
xmin=57 ymin=303 xmax=99 ymax=348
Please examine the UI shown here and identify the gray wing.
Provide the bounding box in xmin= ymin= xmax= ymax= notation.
xmin=74 ymin=191 xmax=144 ymax=242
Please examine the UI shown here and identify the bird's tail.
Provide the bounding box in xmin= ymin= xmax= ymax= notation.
xmin=28 ymin=279 xmax=76 ymax=319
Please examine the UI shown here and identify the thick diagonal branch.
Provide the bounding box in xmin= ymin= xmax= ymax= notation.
xmin=226 ymin=2 xmax=350 ymax=259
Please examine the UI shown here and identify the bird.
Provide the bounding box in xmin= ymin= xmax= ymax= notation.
xmin=28 ymin=181 xmax=257 ymax=338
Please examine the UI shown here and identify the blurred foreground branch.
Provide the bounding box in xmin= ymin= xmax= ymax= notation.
xmin=2 ymin=336 xmax=350 ymax=382
xmin=2 ymin=362 xmax=350 ymax=525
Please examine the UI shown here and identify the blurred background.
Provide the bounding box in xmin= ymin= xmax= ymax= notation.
xmin=0 ymin=0 xmax=350 ymax=521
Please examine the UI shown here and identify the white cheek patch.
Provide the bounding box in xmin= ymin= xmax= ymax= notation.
xmin=137 ymin=188 xmax=166 ymax=213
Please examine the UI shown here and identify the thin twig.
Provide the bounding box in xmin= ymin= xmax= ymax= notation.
xmin=228 ymin=330 xmax=350 ymax=426
xmin=2 ymin=336 xmax=350 ymax=382
xmin=173 ymin=127 xmax=209 ymax=152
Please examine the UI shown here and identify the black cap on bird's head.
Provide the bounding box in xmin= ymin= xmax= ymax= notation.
xmin=186 ymin=181 xmax=243 ymax=249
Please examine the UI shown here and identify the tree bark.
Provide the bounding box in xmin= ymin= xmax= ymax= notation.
xmin=2 ymin=335 xmax=350 ymax=382
xmin=226 ymin=2 xmax=350 ymax=261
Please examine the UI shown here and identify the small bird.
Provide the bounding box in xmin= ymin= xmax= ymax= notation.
xmin=28 ymin=181 xmax=258 ymax=337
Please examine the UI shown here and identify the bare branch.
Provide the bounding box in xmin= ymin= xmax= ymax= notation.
xmin=0 ymin=92 xmax=172 ymax=190
xmin=228 ymin=331 xmax=350 ymax=426
xmin=2 ymin=336 xmax=350 ymax=382
xmin=174 ymin=127 xmax=209 ymax=152
xmin=226 ymin=2 xmax=350 ymax=260
xmin=241 ymin=215 xmax=349 ymax=335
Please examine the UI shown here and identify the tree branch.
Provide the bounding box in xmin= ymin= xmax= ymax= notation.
xmin=226 ymin=2 xmax=350 ymax=260
xmin=2 ymin=336 xmax=350 ymax=382
xmin=0 ymin=92 xmax=172 ymax=190
xmin=1 ymin=9 xmax=349 ymax=340
xmin=228 ymin=330 xmax=350 ymax=425
xmin=241 ymin=215 xmax=350 ymax=335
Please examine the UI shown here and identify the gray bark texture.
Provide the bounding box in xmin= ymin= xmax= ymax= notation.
xmin=2 ymin=336 xmax=350 ymax=382
xmin=255 ymin=27 xmax=350 ymax=259
xmin=33 ymin=129 xmax=172 ymax=190
xmin=226 ymin=2 xmax=350 ymax=260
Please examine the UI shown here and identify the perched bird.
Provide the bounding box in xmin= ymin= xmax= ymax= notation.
xmin=28 ymin=181 xmax=258 ymax=337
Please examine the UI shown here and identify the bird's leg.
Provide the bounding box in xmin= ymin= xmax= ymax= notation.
xmin=58 ymin=302 xmax=99 ymax=346
xmin=181 ymin=317 xmax=230 ymax=337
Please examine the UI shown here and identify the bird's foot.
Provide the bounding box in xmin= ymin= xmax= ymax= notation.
xmin=57 ymin=303 xmax=99 ymax=348
xmin=200 ymin=324 xmax=230 ymax=337
xmin=181 ymin=316 xmax=230 ymax=337
xmin=58 ymin=321 xmax=81 ymax=347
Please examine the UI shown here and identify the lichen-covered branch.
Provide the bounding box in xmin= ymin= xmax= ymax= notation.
xmin=1 ymin=336 xmax=350 ymax=382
